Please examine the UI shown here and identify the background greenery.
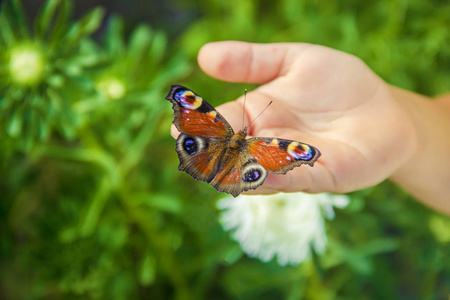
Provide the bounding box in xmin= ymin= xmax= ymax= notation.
xmin=1 ymin=0 xmax=449 ymax=299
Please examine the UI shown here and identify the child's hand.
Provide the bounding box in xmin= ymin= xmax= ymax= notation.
xmin=197 ymin=41 xmax=417 ymax=195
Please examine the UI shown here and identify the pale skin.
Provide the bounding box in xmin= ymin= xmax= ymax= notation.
xmin=171 ymin=41 xmax=450 ymax=215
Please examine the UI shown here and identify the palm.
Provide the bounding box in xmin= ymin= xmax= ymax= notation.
xmin=201 ymin=42 xmax=414 ymax=194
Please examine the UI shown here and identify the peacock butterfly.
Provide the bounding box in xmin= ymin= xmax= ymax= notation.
xmin=165 ymin=85 xmax=321 ymax=197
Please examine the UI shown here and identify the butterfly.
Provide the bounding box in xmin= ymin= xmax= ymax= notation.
xmin=165 ymin=85 xmax=321 ymax=197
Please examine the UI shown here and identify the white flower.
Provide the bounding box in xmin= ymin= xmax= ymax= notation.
xmin=217 ymin=192 xmax=349 ymax=266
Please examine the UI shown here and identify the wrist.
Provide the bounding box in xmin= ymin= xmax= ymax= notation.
xmin=386 ymin=86 xmax=420 ymax=178
xmin=389 ymin=86 xmax=450 ymax=214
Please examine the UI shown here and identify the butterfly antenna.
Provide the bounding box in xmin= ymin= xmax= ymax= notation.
xmin=242 ymin=89 xmax=247 ymax=129
xmin=248 ymin=100 xmax=273 ymax=128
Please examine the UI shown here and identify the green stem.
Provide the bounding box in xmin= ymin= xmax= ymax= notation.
xmin=34 ymin=144 xmax=120 ymax=186
xmin=79 ymin=175 xmax=111 ymax=237
xmin=120 ymin=103 xmax=163 ymax=175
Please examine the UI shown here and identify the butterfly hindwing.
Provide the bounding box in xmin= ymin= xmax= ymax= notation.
xmin=209 ymin=153 xmax=268 ymax=197
xmin=166 ymin=85 xmax=234 ymax=138
xmin=175 ymin=134 xmax=223 ymax=183
xmin=246 ymin=137 xmax=321 ymax=174
xmin=176 ymin=133 xmax=268 ymax=197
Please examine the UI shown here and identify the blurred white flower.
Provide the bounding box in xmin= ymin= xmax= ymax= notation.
xmin=217 ymin=192 xmax=350 ymax=266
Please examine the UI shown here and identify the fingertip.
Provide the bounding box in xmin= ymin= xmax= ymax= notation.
xmin=170 ymin=125 xmax=180 ymax=139
xmin=198 ymin=41 xmax=252 ymax=82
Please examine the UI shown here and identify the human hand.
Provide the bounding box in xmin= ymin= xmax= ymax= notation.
xmin=186 ymin=41 xmax=418 ymax=195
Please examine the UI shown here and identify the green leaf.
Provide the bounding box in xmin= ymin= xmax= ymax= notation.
xmin=39 ymin=116 xmax=51 ymax=140
xmin=47 ymin=0 xmax=72 ymax=49
xmin=6 ymin=104 xmax=23 ymax=137
xmin=147 ymin=30 xmax=167 ymax=66
xmin=80 ymin=176 xmax=112 ymax=237
xmin=104 ymin=15 xmax=125 ymax=57
xmin=7 ymin=0 xmax=29 ymax=40
xmin=0 ymin=2 xmax=17 ymax=46
xmin=46 ymin=74 xmax=65 ymax=88
xmin=148 ymin=52 xmax=192 ymax=88
xmin=76 ymin=39 xmax=103 ymax=67
xmin=34 ymin=0 xmax=61 ymax=39
xmin=139 ymin=254 xmax=156 ymax=286
xmin=357 ymin=238 xmax=399 ymax=256
xmin=65 ymin=7 xmax=104 ymax=48
xmin=132 ymin=192 xmax=182 ymax=214
xmin=128 ymin=25 xmax=152 ymax=60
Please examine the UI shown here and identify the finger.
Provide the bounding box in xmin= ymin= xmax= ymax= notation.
xmin=170 ymin=125 xmax=180 ymax=139
xmin=198 ymin=41 xmax=311 ymax=83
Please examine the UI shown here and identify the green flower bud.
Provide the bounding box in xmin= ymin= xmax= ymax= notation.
xmin=8 ymin=46 xmax=45 ymax=86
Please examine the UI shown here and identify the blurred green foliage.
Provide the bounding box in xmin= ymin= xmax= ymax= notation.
xmin=1 ymin=0 xmax=449 ymax=299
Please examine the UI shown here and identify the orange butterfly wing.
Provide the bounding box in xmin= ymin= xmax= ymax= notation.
xmin=166 ymin=85 xmax=233 ymax=138
xmin=247 ymin=138 xmax=321 ymax=174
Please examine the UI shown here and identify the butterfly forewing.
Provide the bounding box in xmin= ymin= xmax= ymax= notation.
xmin=166 ymin=85 xmax=234 ymax=138
xmin=247 ymin=138 xmax=321 ymax=174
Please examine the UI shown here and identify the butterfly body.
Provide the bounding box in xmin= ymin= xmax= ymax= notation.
xmin=166 ymin=85 xmax=321 ymax=197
